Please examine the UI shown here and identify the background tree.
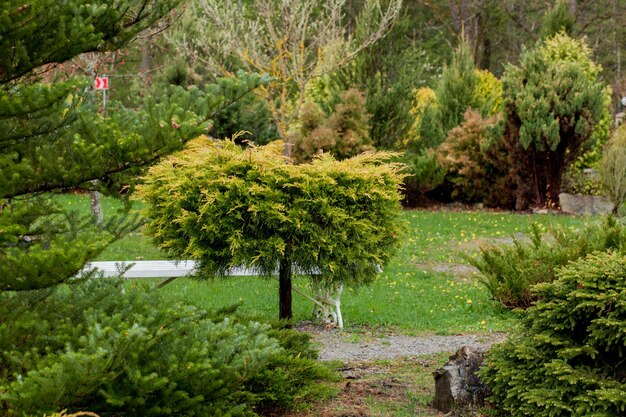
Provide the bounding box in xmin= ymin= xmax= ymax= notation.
xmin=328 ymin=2 xmax=448 ymax=150
xmin=413 ymin=38 xmax=500 ymax=151
xmin=402 ymin=40 xmax=503 ymax=206
xmin=422 ymin=0 xmax=626 ymax=103
xmin=290 ymin=89 xmax=374 ymax=163
xmin=139 ymin=139 xmax=405 ymax=320
xmin=601 ymin=124 xmax=626 ymax=214
xmin=540 ymin=0 xmax=576 ymax=39
xmin=173 ymin=0 xmax=401 ymax=155
xmin=500 ymin=33 xmax=607 ymax=210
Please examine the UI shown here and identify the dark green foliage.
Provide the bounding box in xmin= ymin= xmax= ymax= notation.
xmin=0 ymin=197 xmax=140 ymax=291
xmin=412 ymin=104 xmax=444 ymax=152
xmin=469 ymin=217 xmax=626 ymax=308
xmin=0 ymin=279 xmax=336 ymax=416
xmin=481 ymin=251 xmax=626 ymax=416
xmin=417 ymin=39 xmax=480 ymax=149
xmin=434 ymin=39 xmax=479 ymax=140
xmin=139 ymin=139 xmax=405 ymax=318
xmin=0 ymin=1 xmax=181 ymax=84
xmin=161 ymin=60 xmax=192 ymax=87
xmin=1 ymin=68 xmax=269 ymax=291
xmin=211 ymin=92 xmax=278 ymax=145
xmin=400 ymin=149 xmax=447 ymax=204
xmin=541 ymin=0 xmax=576 ymax=39
xmin=500 ymin=33 xmax=607 ymax=209
xmin=0 ymin=3 xmax=315 ymax=416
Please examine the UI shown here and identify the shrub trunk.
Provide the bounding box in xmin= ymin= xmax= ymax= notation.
xmin=278 ymin=257 xmax=292 ymax=321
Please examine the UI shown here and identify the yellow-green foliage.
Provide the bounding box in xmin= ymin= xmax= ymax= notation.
xmin=578 ymin=86 xmax=614 ymax=166
xmin=303 ymin=73 xmax=336 ymax=114
xmin=406 ymin=69 xmax=501 ymax=151
xmin=601 ymin=124 xmax=626 ymax=213
xmin=139 ymin=138 xmax=405 ymax=290
xmin=405 ymin=87 xmax=437 ymax=148
xmin=473 ymin=69 xmax=502 ymax=116
xmin=541 ymin=32 xmax=601 ymax=79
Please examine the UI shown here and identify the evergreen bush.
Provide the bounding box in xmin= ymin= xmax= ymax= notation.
xmin=481 ymin=251 xmax=626 ymax=416
xmin=500 ymin=33 xmax=607 ymax=209
xmin=405 ymin=87 xmax=439 ymax=151
xmin=469 ymin=217 xmax=625 ymax=308
xmin=0 ymin=279 xmax=335 ymax=417
xmin=211 ymin=92 xmax=278 ymax=146
xmin=437 ymin=110 xmax=514 ymax=208
xmin=400 ymin=149 xmax=447 ymax=205
xmin=0 ymin=2 xmax=329 ymax=416
xmin=290 ymin=89 xmax=374 ymax=164
xmin=601 ymin=124 xmax=626 ymax=214
xmin=139 ymin=138 xmax=404 ymax=319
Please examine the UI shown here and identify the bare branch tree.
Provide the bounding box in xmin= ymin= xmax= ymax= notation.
xmin=170 ymin=0 xmax=401 ymax=156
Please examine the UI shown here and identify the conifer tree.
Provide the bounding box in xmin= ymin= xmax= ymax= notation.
xmin=416 ymin=38 xmax=482 ymax=150
xmin=140 ymin=139 xmax=405 ymax=320
xmin=0 ymin=1 xmax=268 ymax=291
xmin=500 ymin=33 xmax=607 ymax=209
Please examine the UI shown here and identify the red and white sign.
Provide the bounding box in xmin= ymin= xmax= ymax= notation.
xmin=94 ymin=76 xmax=109 ymax=90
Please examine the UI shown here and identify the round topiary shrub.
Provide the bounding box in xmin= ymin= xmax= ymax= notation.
xmin=139 ymin=138 xmax=404 ymax=320
xmin=481 ymin=251 xmax=626 ymax=416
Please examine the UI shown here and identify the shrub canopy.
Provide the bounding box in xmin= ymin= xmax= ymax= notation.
xmin=470 ymin=217 xmax=625 ymax=308
xmin=482 ymin=251 xmax=626 ymax=416
xmin=140 ymin=138 xmax=405 ymax=318
xmin=501 ymin=33 xmax=607 ymax=209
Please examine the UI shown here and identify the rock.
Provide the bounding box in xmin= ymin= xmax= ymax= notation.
xmin=432 ymin=346 xmax=489 ymax=413
xmin=559 ymin=193 xmax=614 ymax=215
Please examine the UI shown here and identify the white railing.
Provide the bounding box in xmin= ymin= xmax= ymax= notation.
xmin=85 ymin=260 xmax=345 ymax=328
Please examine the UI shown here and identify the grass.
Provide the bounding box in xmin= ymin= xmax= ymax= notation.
xmin=55 ymin=193 xmax=594 ymax=334
xmin=53 ymin=193 xmax=166 ymax=261
xmin=53 ymin=194 xmax=596 ymax=416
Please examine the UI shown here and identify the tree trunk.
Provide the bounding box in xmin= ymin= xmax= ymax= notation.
xmin=90 ymin=184 xmax=103 ymax=226
xmin=544 ymin=148 xmax=566 ymax=210
xmin=278 ymin=257 xmax=292 ymax=321
xmin=141 ymin=37 xmax=152 ymax=86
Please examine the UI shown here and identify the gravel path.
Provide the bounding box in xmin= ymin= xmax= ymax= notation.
xmin=300 ymin=326 xmax=507 ymax=362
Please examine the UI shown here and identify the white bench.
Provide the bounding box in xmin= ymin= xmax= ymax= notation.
xmin=85 ymin=260 xmax=345 ymax=328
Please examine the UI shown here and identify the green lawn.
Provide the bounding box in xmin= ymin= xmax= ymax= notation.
xmin=56 ymin=193 xmax=594 ymax=334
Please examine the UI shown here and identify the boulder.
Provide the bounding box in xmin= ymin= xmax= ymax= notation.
xmin=432 ymin=346 xmax=489 ymax=413
xmin=559 ymin=193 xmax=614 ymax=215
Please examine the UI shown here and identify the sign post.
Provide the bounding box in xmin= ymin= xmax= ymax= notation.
xmin=91 ymin=75 xmax=110 ymax=226
xmin=94 ymin=76 xmax=109 ymax=114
